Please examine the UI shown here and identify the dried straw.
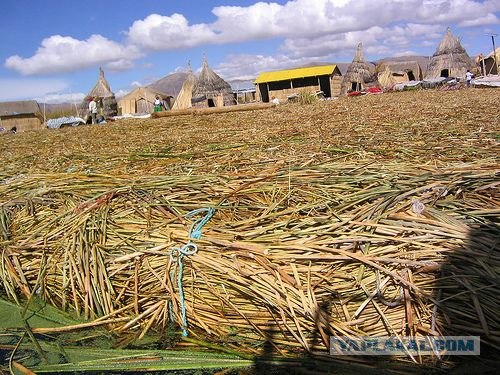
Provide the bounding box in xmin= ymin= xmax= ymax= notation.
xmin=0 ymin=89 xmax=498 ymax=363
xmin=1 ymin=161 xmax=498 ymax=358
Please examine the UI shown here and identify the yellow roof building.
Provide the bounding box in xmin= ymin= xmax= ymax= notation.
xmin=254 ymin=65 xmax=342 ymax=102
xmin=254 ymin=65 xmax=339 ymax=84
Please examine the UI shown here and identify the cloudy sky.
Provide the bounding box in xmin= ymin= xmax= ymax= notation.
xmin=1 ymin=0 xmax=498 ymax=103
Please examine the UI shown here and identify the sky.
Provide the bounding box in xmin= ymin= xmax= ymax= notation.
xmin=0 ymin=0 xmax=499 ymax=103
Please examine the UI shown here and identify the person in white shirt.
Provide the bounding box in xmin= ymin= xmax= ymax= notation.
xmin=465 ymin=70 xmax=474 ymax=88
xmin=88 ymin=97 xmax=98 ymax=124
xmin=154 ymin=95 xmax=165 ymax=112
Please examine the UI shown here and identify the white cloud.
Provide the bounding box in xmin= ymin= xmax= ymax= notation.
xmin=124 ymin=0 xmax=499 ymax=58
xmin=416 ymin=0 xmax=500 ymax=24
xmin=35 ymin=92 xmax=86 ymax=104
xmin=0 ymin=78 xmax=71 ymax=101
xmin=215 ymin=53 xmax=319 ymax=81
xmin=126 ymin=13 xmax=216 ymax=51
xmin=279 ymin=24 xmax=443 ymax=59
xmin=459 ymin=13 xmax=499 ymax=27
xmin=213 ymin=22 xmax=446 ymax=80
xmin=211 ymin=2 xmax=283 ymax=41
xmin=3 ymin=0 xmax=499 ymax=79
xmin=5 ymin=34 xmax=141 ymax=75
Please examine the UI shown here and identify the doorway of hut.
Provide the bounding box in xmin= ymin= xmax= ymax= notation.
xmin=351 ymin=82 xmax=361 ymax=91
xmin=440 ymin=69 xmax=449 ymax=78
xmin=318 ymin=76 xmax=331 ymax=97
xmin=407 ymin=71 xmax=416 ymax=81
xmin=208 ymin=98 xmax=215 ymax=107
xmin=259 ymin=83 xmax=270 ymax=103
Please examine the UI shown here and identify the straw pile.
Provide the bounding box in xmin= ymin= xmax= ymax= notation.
xmin=1 ymin=161 xmax=498 ymax=356
xmin=0 ymin=89 xmax=499 ymax=362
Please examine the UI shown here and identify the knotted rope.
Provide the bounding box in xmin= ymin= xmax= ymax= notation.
xmin=169 ymin=207 xmax=215 ymax=336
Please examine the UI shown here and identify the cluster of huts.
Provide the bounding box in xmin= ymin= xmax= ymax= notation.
xmin=1 ymin=28 xmax=498 ymax=133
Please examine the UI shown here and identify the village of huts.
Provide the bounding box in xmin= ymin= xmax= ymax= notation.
xmin=1 ymin=28 xmax=497 ymax=133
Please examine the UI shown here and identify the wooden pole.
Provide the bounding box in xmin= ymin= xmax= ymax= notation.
xmin=481 ymin=55 xmax=487 ymax=76
xmin=491 ymin=35 xmax=498 ymax=75
xmin=485 ymin=33 xmax=498 ymax=75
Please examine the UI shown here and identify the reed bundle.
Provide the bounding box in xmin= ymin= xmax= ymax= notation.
xmin=1 ymin=160 xmax=498 ymax=358
xmin=152 ymin=102 xmax=275 ymax=118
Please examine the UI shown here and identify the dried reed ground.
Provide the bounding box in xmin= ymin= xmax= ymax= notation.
xmin=0 ymin=89 xmax=498 ymax=176
xmin=0 ymin=89 xmax=499 ymax=367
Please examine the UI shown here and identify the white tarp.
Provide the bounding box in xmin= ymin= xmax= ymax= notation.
xmin=112 ymin=113 xmax=151 ymax=120
xmin=46 ymin=116 xmax=85 ymax=129
xmin=472 ymin=76 xmax=500 ymax=88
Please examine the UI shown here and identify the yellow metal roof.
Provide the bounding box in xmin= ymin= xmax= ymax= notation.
xmin=254 ymin=65 xmax=338 ymax=84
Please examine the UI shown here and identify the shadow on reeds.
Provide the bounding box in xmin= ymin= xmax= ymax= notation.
xmin=247 ymin=220 xmax=500 ymax=375
xmin=249 ymin=304 xmax=394 ymax=375
xmin=436 ymin=220 xmax=500 ymax=374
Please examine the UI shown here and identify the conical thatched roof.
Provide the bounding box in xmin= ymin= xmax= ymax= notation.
xmin=341 ymin=43 xmax=379 ymax=94
xmin=192 ymin=56 xmax=234 ymax=106
xmin=425 ymin=28 xmax=475 ymax=79
xmin=172 ymin=63 xmax=197 ymax=110
xmin=88 ymin=67 xmax=114 ymax=98
xmin=81 ymin=68 xmax=117 ymax=118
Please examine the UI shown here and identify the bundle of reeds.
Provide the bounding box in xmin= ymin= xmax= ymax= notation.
xmin=153 ymin=102 xmax=275 ymax=118
xmin=1 ymin=160 xmax=498 ymax=360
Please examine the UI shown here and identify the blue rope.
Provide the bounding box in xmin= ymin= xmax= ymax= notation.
xmin=170 ymin=207 xmax=214 ymax=336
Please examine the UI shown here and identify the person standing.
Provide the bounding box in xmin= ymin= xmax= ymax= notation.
xmin=88 ymin=97 xmax=98 ymax=124
xmin=154 ymin=95 xmax=164 ymax=112
xmin=465 ymin=70 xmax=474 ymax=88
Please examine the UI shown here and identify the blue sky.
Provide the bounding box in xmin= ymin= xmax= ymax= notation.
xmin=1 ymin=0 xmax=498 ymax=103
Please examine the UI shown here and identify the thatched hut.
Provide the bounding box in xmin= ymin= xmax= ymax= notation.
xmin=425 ymin=28 xmax=476 ymax=79
xmin=82 ymin=67 xmax=118 ymax=118
xmin=191 ymin=57 xmax=235 ymax=108
xmin=376 ymin=61 xmax=423 ymax=89
xmin=341 ymin=43 xmax=379 ymax=95
xmin=118 ymin=87 xmax=172 ymax=115
xmin=478 ymin=47 xmax=500 ymax=75
xmin=254 ymin=65 xmax=342 ymax=103
xmin=172 ymin=66 xmax=197 ymax=110
xmin=0 ymin=100 xmax=44 ymax=133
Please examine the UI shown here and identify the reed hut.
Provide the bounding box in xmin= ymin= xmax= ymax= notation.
xmin=478 ymin=47 xmax=500 ymax=75
xmin=82 ymin=67 xmax=118 ymax=118
xmin=425 ymin=28 xmax=475 ymax=79
xmin=233 ymin=89 xmax=257 ymax=104
xmin=118 ymin=87 xmax=172 ymax=115
xmin=191 ymin=57 xmax=235 ymax=108
xmin=254 ymin=65 xmax=342 ymax=103
xmin=376 ymin=61 xmax=423 ymax=89
xmin=172 ymin=67 xmax=197 ymax=110
xmin=0 ymin=100 xmax=44 ymax=133
xmin=341 ymin=43 xmax=379 ymax=95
